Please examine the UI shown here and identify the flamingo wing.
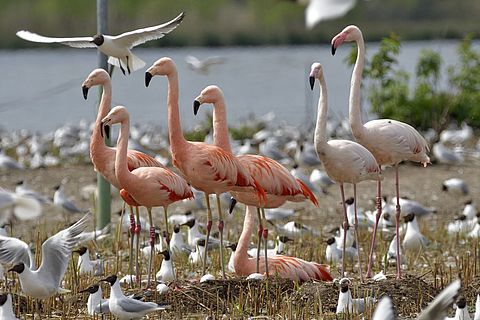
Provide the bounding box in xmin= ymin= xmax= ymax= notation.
xmin=126 ymin=150 xmax=164 ymax=171
xmin=155 ymin=169 xmax=193 ymax=202
xmin=261 ymin=255 xmax=332 ymax=282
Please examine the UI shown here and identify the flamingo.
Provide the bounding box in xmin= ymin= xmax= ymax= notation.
xmin=82 ymin=68 xmax=164 ymax=281
xmin=101 ymin=105 xmax=193 ymax=286
xmin=235 ymin=205 xmax=332 ymax=282
xmin=192 ymin=85 xmax=318 ymax=275
xmin=310 ymin=62 xmax=381 ymax=279
xmin=145 ymin=57 xmax=266 ymax=278
xmin=331 ymin=25 xmax=430 ymax=278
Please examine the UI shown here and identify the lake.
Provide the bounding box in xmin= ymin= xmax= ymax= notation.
xmin=0 ymin=41 xmax=461 ymax=134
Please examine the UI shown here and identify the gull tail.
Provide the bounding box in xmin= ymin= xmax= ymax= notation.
xmin=108 ymin=53 xmax=146 ymax=74
xmin=296 ymin=179 xmax=318 ymax=207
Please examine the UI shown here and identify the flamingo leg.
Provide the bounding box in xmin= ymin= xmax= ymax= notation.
xmin=395 ymin=165 xmax=402 ymax=279
xmin=146 ymin=207 xmax=155 ymax=287
xmin=255 ymin=207 xmax=263 ymax=274
xmin=134 ymin=206 xmax=141 ymax=284
xmin=366 ymin=179 xmax=382 ymax=278
xmin=128 ymin=205 xmax=136 ymax=286
xmin=339 ymin=183 xmax=349 ymax=278
xmin=353 ymin=184 xmax=364 ymax=283
xmin=216 ymin=195 xmax=226 ymax=279
xmin=202 ymin=195 xmax=212 ymax=275
xmin=261 ymin=208 xmax=269 ymax=277
xmin=163 ymin=207 xmax=170 ymax=246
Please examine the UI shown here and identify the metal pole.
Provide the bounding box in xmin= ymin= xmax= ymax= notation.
xmin=96 ymin=0 xmax=111 ymax=229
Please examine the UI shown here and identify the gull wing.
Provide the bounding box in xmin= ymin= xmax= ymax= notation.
xmin=0 ymin=235 xmax=35 ymax=268
xmin=417 ymin=279 xmax=461 ymax=320
xmin=16 ymin=31 xmax=95 ymax=48
xmin=37 ymin=214 xmax=90 ymax=286
xmin=117 ymin=297 xmax=168 ymax=313
xmin=372 ymin=297 xmax=395 ymax=320
xmin=112 ymin=12 xmax=185 ymax=48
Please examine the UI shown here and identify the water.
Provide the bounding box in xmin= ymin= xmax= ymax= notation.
xmin=0 ymin=41 xmax=460 ymax=134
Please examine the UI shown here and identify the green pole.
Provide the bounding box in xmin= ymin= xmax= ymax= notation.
xmin=96 ymin=0 xmax=111 ymax=229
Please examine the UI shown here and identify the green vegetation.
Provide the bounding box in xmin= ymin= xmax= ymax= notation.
xmin=349 ymin=34 xmax=480 ymax=132
xmin=1 ymin=0 xmax=479 ymax=48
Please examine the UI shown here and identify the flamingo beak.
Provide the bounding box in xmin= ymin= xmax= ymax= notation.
xmin=309 ymin=76 xmax=315 ymax=90
xmin=193 ymin=100 xmax=201 ymax=116
xmin=229 ymin=197 xmax=237 ymax=214
xmin=82 ymin=85 xmax=89 ymax=100
xmin=331 ymin=32 xmax=347 ymax=56
xmin=145 ymin=72 xmax=153 ymax=87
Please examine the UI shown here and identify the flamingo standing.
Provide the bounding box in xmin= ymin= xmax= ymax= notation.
xmin=101 ymin=105 xmax=193 ymax=286
xmin=331 ymin=25 xmax=430 ymax=278
xmin=235 ymin=205 xmax=332 ymax=282
xmin=82 ymin=68 xmax=164 ymax=280
xmin=145 ymin=58 xmax=266 ymax=278
xmin=310 ymin=62 xmax=381 ymax=279
xmin=193 ymin=85 xmax=318 ymax=275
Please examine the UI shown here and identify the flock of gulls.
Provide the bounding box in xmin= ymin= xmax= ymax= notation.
xmin=0 ymin=11 xmax=479 ymax=320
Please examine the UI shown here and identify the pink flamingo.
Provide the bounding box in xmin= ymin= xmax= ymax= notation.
xmin=331 ymin=25 xmax=430 ymax=278
xmin=193 ymin=85 xmax=318 ymax=275
xmin=310 ymin=62 xmax=381 ymax=279
xmin=101 ymin=105 xmax=193 ymax=286
xmin=235 ymin=205 xmax=332 ymax=282
xmin=144 ymin=58 xmax=266 ymax=278
xmin=82 ymin=68 xmax=164 ymax=279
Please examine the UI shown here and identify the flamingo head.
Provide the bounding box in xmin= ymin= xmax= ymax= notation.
xmin=331 ymin=25 xmax=362 ymax=55
xmin=101 ymin=105 xmax=128 ymax=138
xmin=145 ymin=57 xmax=176 ymax=87
xmin=193 ymin=85 xmax=223 ymax=115
xmin=81 ymin=68 xmax=110 ymax=100
xmin=309 ymin=62 xmax=323 ymax=90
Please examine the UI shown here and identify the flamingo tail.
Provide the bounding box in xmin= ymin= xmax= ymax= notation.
xmin=297 ymin=179 xmax=319 ymax=207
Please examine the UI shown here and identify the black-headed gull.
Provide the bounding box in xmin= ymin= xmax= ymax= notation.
xmin=247 ymin=235 xmax=293 ymax=257
xmin=53 ymin=184 xmax=85 ymax=214
xmin=0 ymin=293 xmax=19 ymax=320
xmin=80 ymin=284 xmax=110 ymax=315
xmin=101 ymin=275 xmax=169 ymax=319
xmin=185 ymin=55 xmax=226 ymax=75
xmin=169 ymin=224 xmax=190 ymax=259
xmin=74 ymin=246 xmax=103 ymax=276
xmin=335 ymin=278 xmax=376 ymax=314
xmin=16 ymin=12 xmax=185 ymax=75
xmin=402 ymin=213 xmax=428 ymax=252
xmin=5 ymin=214 xmax=90 ymax=298
xmin=15 ymin=180 xmax=51 ymax=204
xmin=156 ymin=250 xmax=175 ymax=283
xmin=445 ymin=296 xmax=471 ymax=320
xmin=442 ymin=178 xmax=469 ymax=195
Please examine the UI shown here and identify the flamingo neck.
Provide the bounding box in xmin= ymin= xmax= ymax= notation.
xmin=349 ymin=34 xmax=366 ymax=137
xmin=211 ymin=96 xmax=232 ymax=153
xmin=115 ymin=115 xmax=134 ymax=189
xmin=166 ymin=70 xmax=187 ymax=152
xmin=313 ymin=75 xmax=328 ymax=151
xmin=92 ymin=79 xmax=112 ymax=146
xmin=234 ymin=205 xmax=255 ymax=274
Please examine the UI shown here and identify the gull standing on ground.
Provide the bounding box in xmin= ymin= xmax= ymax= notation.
xmin=331 ymin=25 xmax=430 ymax=278
xmin=17 ymin=12 xmax=185 ymax=75
xmin=445 ymin=297 xmax=472 ymax=320
xmin=101 ymin=275 xmax=169 ymax=319
xmin=442 ymin=178 xmax=469 ymax=195
xmin=53 ymin=184 xmax=85 ymax=215
xmin=80 ymin=284 xmax=110 ymax=315
xmin=156 ymin=250 xmax=175 ymax=283
xmin=335 ymin=278 xmax=376 ymax=314
xmin=74 ymin=246 xmax=103 ymax=276
xmin=310 ymin=62 xmax=381 ymax=279
xmin=0 ymin=293 xmax=19 ymax=320
xmin=5 ymin=214 xmax=90 ymax=298
xmin=402 ymin=213 xmax=428 ymax=253
xmin=0 ymin=149 xmax=23 ymax=170
xmin=169 ymin=224 xmax=190 ymax=258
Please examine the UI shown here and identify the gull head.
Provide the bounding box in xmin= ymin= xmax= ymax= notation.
xmin=145 ymin=57 xmax=176 ymax=87
xmin=326 ymin=237 xmax=336 ymax=246
xmin=91 ymin=34 xmax=104 ymax=46
xmin=0 ymin=294 xmax=8 ymax=306
xmin=404 ymin=213 xmax=415 ymax=223
xmin=331 ymin=25 xmax=362 ymax=55
xmin=159 ymin=250 xmax=171 ymax=260
xmin=101 ymin=275 xmax=117 ymax=286
xmin=74 ymin=246 xmax=88 ymax=256
xmin=180 ymin=219 xmax=195 ymax=229
xmin=225 ymin=243 xmax=237 ymax=251
xmin=80 ymin=284 xmax=100 ymax=294
xmin=9 ymin=263 xmax=25 ymax=274
xmin=173 ymin=224 xmax=181 ymax=233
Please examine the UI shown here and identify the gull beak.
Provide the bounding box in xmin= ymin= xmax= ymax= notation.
xmin=193 ymin=100 xmax=201 ymax=116
xmin=145 ymin=72 xmax=153 ymax=87
xmin=82 ymin=85 xmax=89 ymax=100
xmin=309 ymin=76 xmax=315 ymax=90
